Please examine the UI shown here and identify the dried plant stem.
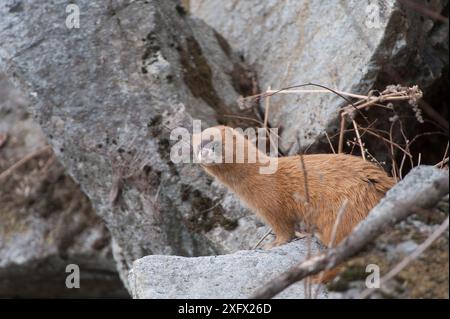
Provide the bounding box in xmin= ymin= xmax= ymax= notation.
xmin=324 ymin=131 xmax=336 ymax=154
xmin=359 ymin=128 xmax=412 ymax=158
xmin=266 ymin=89 xmax=367 ymax=100
xmin=253 ymin=228 xmax=273 ymax=250
xmin=313 ymin=199 xmax=348 ymax=298
xmin=338 ymin=113 xmax=346 ymax=153
xmin=389 ymin=121 xmax=399 ymax=181
xmin=264 ymin=85 xmax=271 ymax=129
xmin=418 ymin=100 xmax=449 ymax=131
xmin=223 ymin=114 xmax=264 ymax=126
xmin=440 ymin=142 xmax=449 ymax=169
xmin=0 ymin=145 xmax=52 ymax=182
xmin=435 ymin=157 xmax=449 ymax=168
xmin=352 ymin=120 xmax=366 ymax=161
xmin=337 ymin=86 xmax=422 ymax=154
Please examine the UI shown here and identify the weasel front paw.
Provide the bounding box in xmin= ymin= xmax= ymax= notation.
xmin=263 ymin=238 xmax=291 ymax=249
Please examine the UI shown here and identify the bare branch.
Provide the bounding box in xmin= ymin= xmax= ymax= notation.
xmin=0 ymin=145 xmax=52 ymax=182
xmin=352 ymin=120 xmax=366 ymax=161
xmin=252 ymin=228 xmax=273 ymax=250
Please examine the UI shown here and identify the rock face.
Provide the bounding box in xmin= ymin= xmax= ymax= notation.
xmin=0 ymin=74 xmax=127 ymax=298
xmin=129 ymin=240 xmax=328 ymax=299
xmin=0 ymin=0 xmax=266 ymax=291
xmin=190 ymin=0 xmax=449 ymax=153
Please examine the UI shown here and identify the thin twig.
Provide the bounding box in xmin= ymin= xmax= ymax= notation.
xmin=352 ymin=120 xmax=366 ymax=161
xmin=324 ymin=131 xmax=336 ymax=154
xmin=389 ymin=121 xmax=399 ymax=181
xmin=223 ymin=114 xmax=264 ymax=126
xmin=398 ymin=120 xmax=410 ymax=180
xmin=198 ymin=199 xmax=223 ymax=214
xmin=253 ymin=228 xmax=273 ymax=250
xmin=0 ymin=145 xmax=52 ymax=182
xmin=435 ymin=157 xmax=449 ymax=168
xmin=418 ymin=100 xmax=449 ymax=131
xmin=266 ymin=89 xmax=368 ymax=100
xmin=360 ymin=127 xmax=412 ymax=158
xmin=440 ymin=142 xmax=449 ymax=169
xmin=338 ymin=113 xmax=346 ymax=153
xmin=313 ymin=199 xmax=348 ymax=298
xmin=296 ymin=136 xmax=314 ymax=298
xmin=247 ymin=82 xmax=367 ymax=124
xmin=263 ymin=85 xmax=271 ymax=129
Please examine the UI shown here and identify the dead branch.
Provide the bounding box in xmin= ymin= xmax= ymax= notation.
xmin=313 ymin=199 xmax=348 ymax=298
xmin=398 ymin=0 xmax=449 ymax=24
xmin=263 ymin=85 xmax=271 ymax=129
xmin=358 ymin=127 xmax=412 ymax=157
xmin=352 ymin=120 xmax=366 ymax=161
xmin=324 ymin=131 xmax=336 ymax=154
xmin=418 ymin=100 xmax=449 ymax=132
xmin=253 ymin=228 xmax=273 ymax=250
xmin=251 ymin=174 xmax=449 ymax=299
xmin=438 ymin=142 xmax=449 ymax=168
xmin=0 ymin=145 xmax=52 ymax=182
xmin=435 ymin=157 xmax=449 ymax=168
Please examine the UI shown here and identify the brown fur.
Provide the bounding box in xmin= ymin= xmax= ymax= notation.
xmin=194 ymin=126 xmax=394 ymax=281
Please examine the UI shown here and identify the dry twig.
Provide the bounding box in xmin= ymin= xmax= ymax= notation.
xmin=0 ymin=145 xmax=52 ymax=182
xmin=313 ymin=199 xmax=348 ymax=298
xmin=253 ymin=228 xmax=273 ymax=250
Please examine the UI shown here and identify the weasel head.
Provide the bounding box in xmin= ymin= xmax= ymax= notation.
xmin=193 ymin=125 xmax=261 ymax=166
xmin=192 ymin=125 xmax=230 ymax=166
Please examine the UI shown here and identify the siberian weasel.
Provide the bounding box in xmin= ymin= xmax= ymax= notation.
xmin=193 ymin=126 xmax=394 ymax=278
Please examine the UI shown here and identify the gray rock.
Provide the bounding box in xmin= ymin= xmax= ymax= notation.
xmin=380 ymin=165 xmax=448 ymax=204
xmin=129 ymin=240 xmax=328 ymax=299
xmin=395 ymin=240 xmax=419 ymax=255
xmin=0 ymin=74 xmax=127 ymax=298
xmin=0 ymin=0 xmax=264 ymax=291
xmin=190 ymin=0 xmax=449 ymax=153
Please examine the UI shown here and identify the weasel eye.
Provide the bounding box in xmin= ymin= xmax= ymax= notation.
xmin=211 ymin=141 xmax=222 ymax=153
xmin=200 ymin=138 xmax=213 ymax=150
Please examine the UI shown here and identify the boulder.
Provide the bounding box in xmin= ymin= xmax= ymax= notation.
xmin=129 ymin=240 xmax=328 ymax=299
xmin=0 ymin=74 xmax=127 ymax=298
xmin=0 ymin=0 xmax=266 ymax=291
